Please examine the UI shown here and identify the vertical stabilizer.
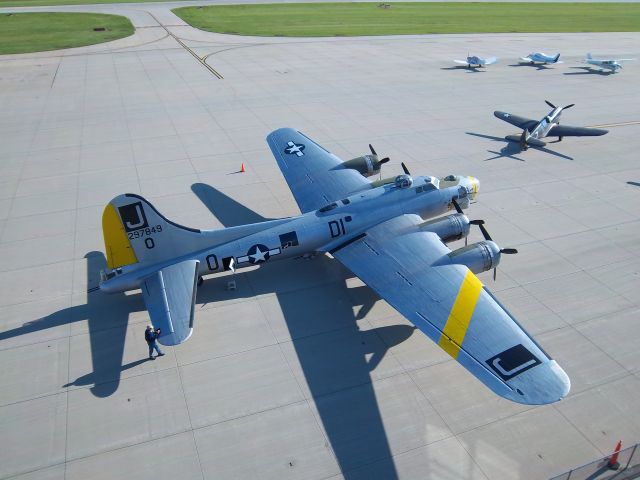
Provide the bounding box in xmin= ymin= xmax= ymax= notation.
xmin=103 ymin=203 xmax=138 ymax=269
xmin=102 ymin=194 xmax=203 ymax=270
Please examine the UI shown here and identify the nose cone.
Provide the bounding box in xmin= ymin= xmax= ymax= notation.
xmin=462 ymin=176 xmax=480 ymax=201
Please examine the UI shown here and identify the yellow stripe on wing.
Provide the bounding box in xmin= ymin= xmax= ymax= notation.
xmin=438 ymin=270 xmax=483 ymax=358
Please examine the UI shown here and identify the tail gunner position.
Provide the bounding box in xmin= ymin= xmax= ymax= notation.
xmin=100 ymin=128 xmax=570 ymax=405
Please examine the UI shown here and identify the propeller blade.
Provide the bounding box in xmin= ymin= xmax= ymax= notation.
xmin=369 ymin=144 xmax=377 ymax=156
xmin=500 ymin=248 xmax=518 ymax=254
xmin=493 ymin=268 xmax=497 ymax=281
xmin=401 ymin=162 xmax=410 ymax=175
xmin=470 ymin=219 xmax=492 ymax=241
xmin=563 ymin=103 xmax=575 ymax=110
xmin=477 ymin=222 xmax=492 ymax=241
xmin=452 ymin=198 xmax=464 ymax=214
xmin=378 ymin=157 xmax=390 ymax=165
xmin=545 ymin=100 xmax=556 ymax=109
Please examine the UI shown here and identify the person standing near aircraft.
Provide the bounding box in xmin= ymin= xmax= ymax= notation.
xmin=145 ymin=325 xmax=164 ymax=360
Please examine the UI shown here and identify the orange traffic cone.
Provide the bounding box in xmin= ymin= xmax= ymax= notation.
xmin=608 ymin=440 xmax=622 ymax=470
xmin=240 ymin=163 xmax=245 ymax=173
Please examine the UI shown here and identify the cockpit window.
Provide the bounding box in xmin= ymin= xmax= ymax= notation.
xmin=443 ymin=175 xmax=457 ymax=182
xmin=416 ymin=182 xmax=436 ymax=194
xmin=318 ymin=203 xmax=338 ymax=213
xmin=341 ymin=198 xmax=350 ymax=205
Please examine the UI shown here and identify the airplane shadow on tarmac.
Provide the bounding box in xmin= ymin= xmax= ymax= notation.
xmin=0 ymin=182 xmax=432 ymax=479
xmin=564 ymin=66 xmax=614 ymax=76
xmin=466 ymin=131 xmax=574 ymax=161
xmin=190 ymin=182 xmax=412 ymax=478
xmin=508 ymin=62 xmax=554 ymax=71
xmin=440 ymin=66 xmax=486 ymax=73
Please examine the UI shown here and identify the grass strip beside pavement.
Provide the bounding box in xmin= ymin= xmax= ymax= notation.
xmin=0 ymin=12 xmax=134 ymax=54
xmin=172 ymin=2 xmax=640 ymax=37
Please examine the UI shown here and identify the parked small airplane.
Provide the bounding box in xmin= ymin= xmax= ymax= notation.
xmin=99 ymin=128 xmax=570 ymax=405
xmin=520 ymin=52 xmax=562 ymax=65
xmin=584 ymin=53 xmax=635 ymax=72
xmin=494 ymin=100 xmax=608 ymax=150
xmin=454 ymin=55 xmax=498 ymax=68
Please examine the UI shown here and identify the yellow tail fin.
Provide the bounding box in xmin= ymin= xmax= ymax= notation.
xmin=102 ymin=203 xmax=138 ymax=269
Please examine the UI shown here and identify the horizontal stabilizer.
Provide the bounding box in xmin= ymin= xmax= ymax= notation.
xmin=142 ymin=260 xmax=199 ymax=346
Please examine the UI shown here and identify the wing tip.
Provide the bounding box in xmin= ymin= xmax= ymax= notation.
xmin=506 ymin=361 xmax=571 ymax=405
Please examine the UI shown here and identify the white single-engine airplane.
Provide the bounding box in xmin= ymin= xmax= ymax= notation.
xmin=454 ymin=55 xmax=498 ymax=69
xmin=100 ymin=128 xmax=570 ymax=405
xmin=494 ymin=100 xmax=608 ymax=150
xmin=520 ymin=52 xmax=562 ymax=65
xmin=584 ymin=53 xmax=635 ymax=72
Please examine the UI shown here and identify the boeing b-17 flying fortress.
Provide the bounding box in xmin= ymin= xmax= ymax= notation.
xmin=101 ymin=128 xmax=570 ymax=405
xmin=1 ymin=2 xmax=639 ymax=480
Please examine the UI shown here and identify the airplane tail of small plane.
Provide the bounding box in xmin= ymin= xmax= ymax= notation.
xmin=554 ymin=53 xmax=561 ymax=63
xmin=102 ymin=193 xmax=206 ymax=270
xmin=586 ymin=52 xmax=592 ymax=60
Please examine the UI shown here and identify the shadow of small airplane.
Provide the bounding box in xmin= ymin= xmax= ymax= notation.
xmin=508 ymin=62 xmax=553 ymax=71
xmin=466 ymin=131 xmax=574 ymax=161
xmin=440 ymin=66 xmax=485 ymax=73
xmin=564 ymin=66 xmax=614 ymax=76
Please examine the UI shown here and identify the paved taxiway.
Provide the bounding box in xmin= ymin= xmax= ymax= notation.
xmin=1 ymin=3 xmax=640 ymax=479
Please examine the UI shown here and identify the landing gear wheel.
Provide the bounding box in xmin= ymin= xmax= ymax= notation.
xmin=197 ymin=276 xmax=204 ymax=287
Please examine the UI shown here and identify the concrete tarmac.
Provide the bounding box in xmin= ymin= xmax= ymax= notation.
xmin=1 ymin=4 xmax=639 ymax=479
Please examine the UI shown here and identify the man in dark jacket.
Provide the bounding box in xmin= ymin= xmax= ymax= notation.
xmin=145 ymin=325 xmax=164 ymax=360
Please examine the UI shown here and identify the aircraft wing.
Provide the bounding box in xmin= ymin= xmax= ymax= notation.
xmin=549 ymin=124 xmax=609 ymax=137
xmin=141 ymin=259 xmax=199 ymax=346
xmin=494 ymin=111 xmax=538 ymax=131
xmin=332 ymin=214 xmax=570 ymax=405
xmin=267 ymin=128 xmax=371 ymax=213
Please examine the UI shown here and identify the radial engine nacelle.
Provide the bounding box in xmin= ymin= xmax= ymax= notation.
xmin=341 ymin=144 xmax=390 ymax=177
xmin=420 ymin=214 xmax=471 ymax=243
xmin=446 ymin=241 xmax=502 ymax=275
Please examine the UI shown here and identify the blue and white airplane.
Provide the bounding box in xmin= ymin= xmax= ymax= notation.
xmin=584 ymin=53 xmax=635 ymax=72
xmin=454 ymin=55 xmax=498 ymax=69
xmin=99 ymin=128 xmax=571 ymax=405
xmin=495 ymin=100 xmax=608 ymax=150
xmin=520 ymin=52 xmax=562 ymax=65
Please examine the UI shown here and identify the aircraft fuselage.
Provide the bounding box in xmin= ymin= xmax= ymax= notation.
xmin=101 ymin=176 xmax=478 ymax=293
xmin=529 ymin=107 xmax=563 ymax=139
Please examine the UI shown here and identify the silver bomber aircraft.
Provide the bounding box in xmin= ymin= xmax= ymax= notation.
xmin=494 ymin=100 xmax=609 ymax=150
xmin=100 ymin=128 xmax=570 ymax=405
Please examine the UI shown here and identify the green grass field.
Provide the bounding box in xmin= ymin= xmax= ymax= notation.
xmin=173 ymin=2 xmax=640 ymax=36
xmin=0 ymin=12 xmax=134 ymax=54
